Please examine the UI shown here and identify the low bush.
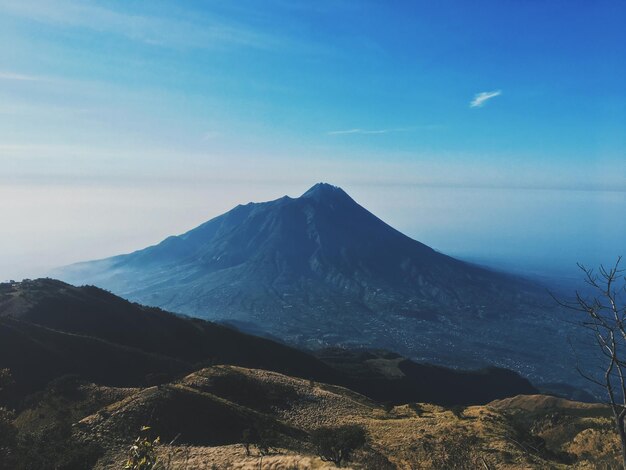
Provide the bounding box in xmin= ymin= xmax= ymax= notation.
xmin=310 ymin=424 xmax=366 ymax=467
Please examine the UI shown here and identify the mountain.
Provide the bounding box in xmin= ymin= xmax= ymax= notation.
xmin=0 ymin=278 xmax=537 ymax=406
xmin=59 ymin=183 xmax=540 ymax=320
xmin=56 ymin=183 xmax=584 ymax=391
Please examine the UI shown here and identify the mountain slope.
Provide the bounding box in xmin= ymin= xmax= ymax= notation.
xmin=0 ymin=278 xmax=336 ymax=398
xmin=60 ymin=183 xmax=539 ymax=322
xmin=56 ymin=183 xmax=582 ymax=390
xmin=0 ymin=279 xmax=537 ymax=405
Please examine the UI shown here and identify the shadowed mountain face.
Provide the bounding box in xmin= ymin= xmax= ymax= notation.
xmin=0 ymin=279 xmax=537 ymax=406
xmin=57 ymin=183 xmax=585 ymax=391
xmin=0 ymin=278 xmax=336 ymax=398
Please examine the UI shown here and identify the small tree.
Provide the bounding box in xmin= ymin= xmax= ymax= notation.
xmin=310 ymin=424 xmax=366 ymax=467
xmin=255 ymin=427 xmax=278 ymax=456
xmin=240 ymin=426 xmax=279 ymax=456
xmin=242 ymin=428 xmax=253 ymax=456
xmin=555 ymin=257 xmax=626 ymax=468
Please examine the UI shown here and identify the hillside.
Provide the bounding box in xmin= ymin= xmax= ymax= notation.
xmin=56 ymin=183 xmax=585 ymax=392
xmin=0 ymin=278 xmax=537 ymax=406
xmin=315 ymin=348 xmax=538 ymax=405
xmin=0 ymin=278 xmax=336 ymax=398
xmin=9 ymin=366 xmax=619 ymax=469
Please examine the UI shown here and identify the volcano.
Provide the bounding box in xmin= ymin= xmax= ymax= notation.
xmin=59 ymin=183 xmax=537 ymax=324
xmin=58 ymin=183 xmax=579 ymax=389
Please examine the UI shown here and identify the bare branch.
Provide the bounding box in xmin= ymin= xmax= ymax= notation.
xmin=559 ymin=257 xmax=626 ymax=468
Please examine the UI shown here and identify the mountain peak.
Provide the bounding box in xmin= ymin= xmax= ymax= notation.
xmin=300 ymin=182 xmax=350 ymax=202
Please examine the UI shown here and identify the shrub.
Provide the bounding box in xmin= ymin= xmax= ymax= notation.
xmin=310 ymin=424 xmax=366 ymax=467
xmin=125 ymin=427 xmax=160 ymax=470
xmin=241 ymin=425 xmax=280 ymax=456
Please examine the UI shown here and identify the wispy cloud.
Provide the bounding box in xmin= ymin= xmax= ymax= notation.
xmin=470 ymin=90 xmax=502 ymax=108
xmin=202 ymin=131 xmax=220 ymax=141
xmin=327 ymin=125 xmax=442 ymax=136
xmin=328 ymin=127 xmax=411 ymax=136
xmin=0 ymin=71 xmax=44 ymax=81
xmin=0 ymin=0 xmax=280 ymax=50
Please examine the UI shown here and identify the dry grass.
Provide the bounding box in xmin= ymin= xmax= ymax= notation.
xmin=155 ymin=444 xmax=347 ymax=470
xmin=71 ymin=366 xmax=620 ymax=469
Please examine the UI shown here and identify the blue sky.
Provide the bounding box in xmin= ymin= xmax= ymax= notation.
xmin=1 ymin=0 xmax=625 ymax=279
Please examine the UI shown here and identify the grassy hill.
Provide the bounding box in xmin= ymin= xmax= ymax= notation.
xmin=4 ymin=278 xmax=610 ymax=468
xmin=10 ymin=366 xmax=619 ymax=469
